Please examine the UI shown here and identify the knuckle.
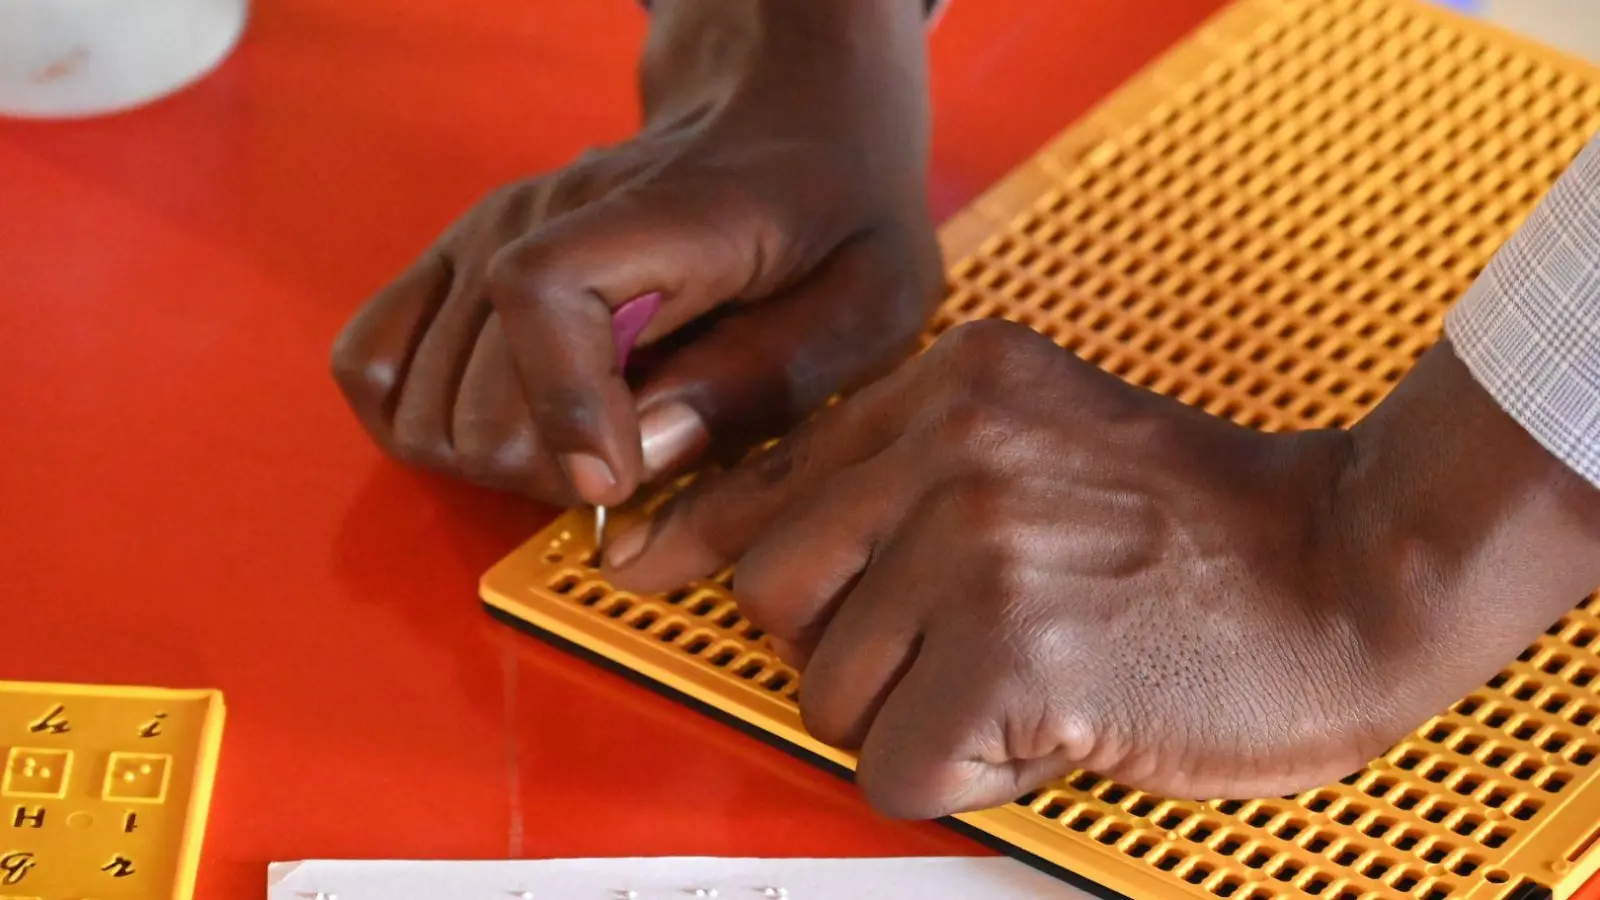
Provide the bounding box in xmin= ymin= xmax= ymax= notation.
xmin=929 ymin=398 xmax=1012 ymax=459
xmin=797 ymin=690 xmax=857 ymax=750
xmin=937 ymin=318 xmax=1024 ymax=366
xmin=856 ymin=759 xmax=939 ymax=821
xmin=483 ymin=236 xmax=573 ymax=313
xmin=456 ymin=426 xmax=537 ymax=485
xmin=328 ymin=329 xmax=393 ymax=408
xmin=937 ymin=318 xmax=1060 ymax=393
xmin=388 ymin=414 xmax=450 ymax=469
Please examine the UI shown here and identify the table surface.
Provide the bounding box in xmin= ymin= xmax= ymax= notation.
xmin=3 ymin=0 xmax=1355 ymax=895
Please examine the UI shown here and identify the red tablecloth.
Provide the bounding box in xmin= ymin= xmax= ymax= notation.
xmin=4 ymin=0 xmax=1386 ymax=896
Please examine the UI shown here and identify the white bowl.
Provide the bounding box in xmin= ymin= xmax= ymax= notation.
xmin=0 ymin=0 xmax=249 ymax=119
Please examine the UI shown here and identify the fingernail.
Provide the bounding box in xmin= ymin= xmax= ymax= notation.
xmin=605 ymin=524 xmax=650 ymax=570
xmin=639 ymin=401 xmax=709 ymax=479
xmin=561 ymin=452 xmax=616 ymax=502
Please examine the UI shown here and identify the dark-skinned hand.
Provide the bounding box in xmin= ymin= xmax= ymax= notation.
xmin=607 ymin=319 xmax=1600 ymax=818
xmin=331 ymin=0 xmax=940 ymax=506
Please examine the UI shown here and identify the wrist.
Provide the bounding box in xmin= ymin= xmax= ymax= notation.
xmin=1340 ymin=341 xmax=1600 ymax=689
xmin=637 ymin=0 xmax=929 ymax=169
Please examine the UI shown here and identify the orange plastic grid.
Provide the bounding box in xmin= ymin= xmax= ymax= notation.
xmin=483 ymin=0 xmax=1600 ymax=897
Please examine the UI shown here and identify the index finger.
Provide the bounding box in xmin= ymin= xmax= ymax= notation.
xmin=485 ymin=183 xmax=820 ymax=505
xmin=602 ymin=361 xmax=928 ymax=592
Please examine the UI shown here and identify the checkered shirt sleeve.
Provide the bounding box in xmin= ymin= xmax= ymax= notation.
xmin=1446 ymin=132 xmax=1600 ymax=488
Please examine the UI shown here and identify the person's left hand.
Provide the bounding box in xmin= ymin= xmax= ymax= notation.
xmin=602 ymin=319 xmax=1600 ymax=817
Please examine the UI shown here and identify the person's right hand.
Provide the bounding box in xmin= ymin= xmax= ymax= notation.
xmin=331 ymin=0 xmax=942 ymax=506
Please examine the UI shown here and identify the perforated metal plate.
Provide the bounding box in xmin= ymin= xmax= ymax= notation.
xmin=482 ymin=0 xmax=1600 ymax=897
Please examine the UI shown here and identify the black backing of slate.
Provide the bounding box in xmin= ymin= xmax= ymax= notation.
xmin=485 ymin=600 xmax=1131 ymax=900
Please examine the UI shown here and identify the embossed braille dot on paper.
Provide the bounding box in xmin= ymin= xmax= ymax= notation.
xmin=483 ymin=1 xmax=1600 ymax=897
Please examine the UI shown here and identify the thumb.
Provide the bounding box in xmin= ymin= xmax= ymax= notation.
xmin=628 ymin=228 xmax=937 ymax=483
xmin=484 ymin=181 xmax=843 ymax=505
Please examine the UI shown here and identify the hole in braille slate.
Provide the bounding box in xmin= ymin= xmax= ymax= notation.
xmin=1364 ymin=859 xmax=1391 ymax=880
xmin=1513 ymin=723 xmax=1539 ymax=742
xmin=1188 ymin=823 xmax=1217 ymax=842
xmin=1452 ymin=815 xmax=1482 ymax=836
xmin=1394 ymin=790 xmax=1422 ymax=811
xmin=1542 ymin=773 xmax=1569 ymax=794
xmin=1454 ymin=736 xmax=1482 ymax=756
xmin=764 ymin=672 xmax=791 ymax=693
xmin=1243 ymin=851 xmax=1272 ymax=870
xmin=1395 ymin=753 xmax=1424 ymax=771
xmin=1543 ymin=694 xmax=1571 ymax=714
xmin=1574 ymin=668 xmax=1597 ymax=688
xmin=1544 ymin=733 xmax=1570 ymax=753
xmin=1070 ymin=812 xmax=1100 ymax=833
xmin=1485 ymin=710 xmax=1511 ymax=729
xmin=1101 ymin=785 xmax=1130 ymax=804
xmin=1514 ymin=684 xmax=1538 ymax=702
xmin=1128 ymin=839 xmax=1155 ymax=859
xmin=1484 ymin=828 xmax=1512 ymax=849
xmin=1394 ymin=831 xmax=1421 ymax=853
xmin=1159 ymin=812 xmax=1188 ymax=831
xmin=550 ymin=574 xmax=580 ymax=595
xmin=1184 ymin=865 xmax=1211 ymax=885
xmin=1156 ymin=852 xmax=1183 ymax=872
xmin=1070 ymin=772 xmax=1102 ymax=792
xmin=630 ymin=611 xmax=658 ymax=630
xmin=709 ymin=648 xmax=737 ymax=667
xmin=1456 ymin=697 xmax=1481 ymax=716
xmin=1306 ymin=835 xmax=1332 ymax=854
xmin=684 ymin=635 xmax=712 ymax=655
xmin=1575 ymin=746 xmax=1596 ymax=766
xmin=1424 ymin=844 xmax=1448 ymax=865
xmin=1131 ymin=798 xmax=1158 ymax=818
xmin=1097 ymin=825 xmax=1128 ymax=845
xmin=1452 ymin=857 xmax=1480 ymax=877
xmin=1393 ymin=871 xmax=1420 ymax=892
xmin=1573 ymin=706 xmax=1597 ymax=727
xmin=1273 ymin=861 xmax=1302 ymax=883
xmin=605 ymin=602 xmax=632 ymax=619
xmin=658 ymin=623 xmax=685 ymax=642
xmin=1484 ymin=789 xmax=1510 ymax=809
xmin=1041 ymin=801 xmax=1068 ymax=820
xmin=1217 ymin=836 xmax=1244 ymax=855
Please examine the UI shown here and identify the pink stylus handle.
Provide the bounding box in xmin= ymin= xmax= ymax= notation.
xmin=610 ymin=292 xmax=662 ymax=370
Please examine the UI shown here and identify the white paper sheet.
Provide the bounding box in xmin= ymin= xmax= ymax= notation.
xmin=268 ymin=857 xmax=1095 ymax=900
